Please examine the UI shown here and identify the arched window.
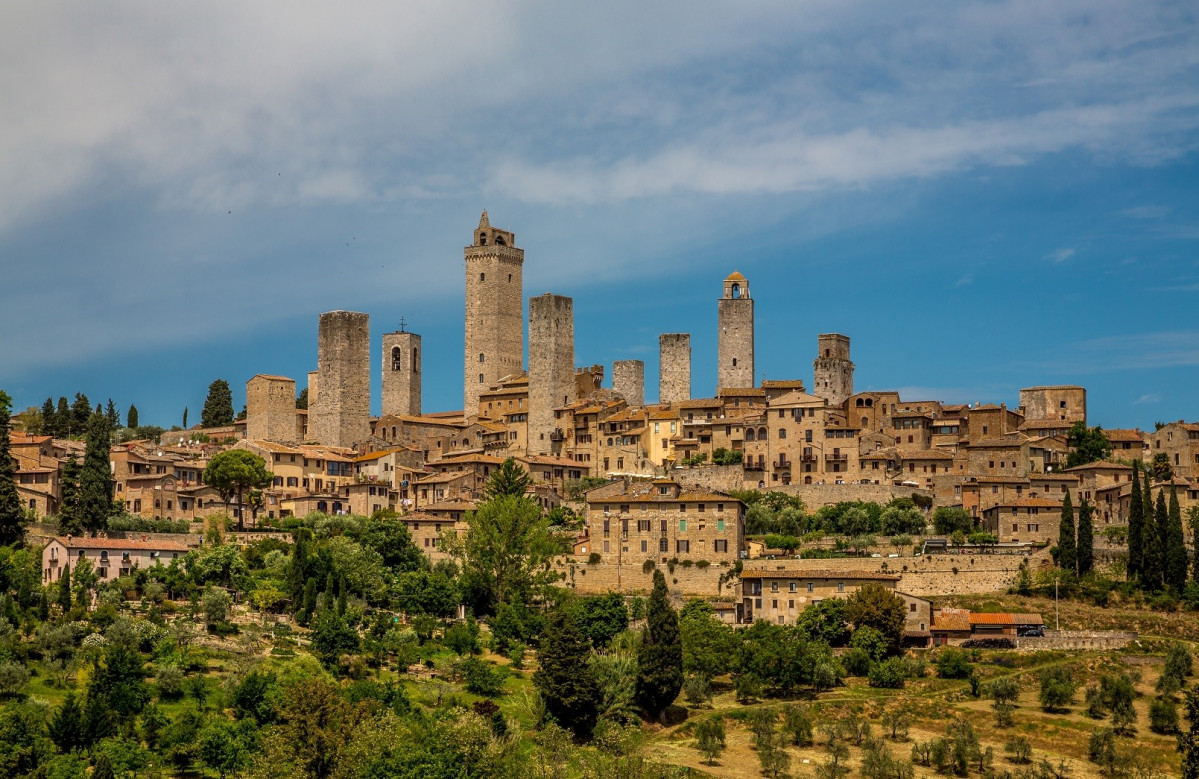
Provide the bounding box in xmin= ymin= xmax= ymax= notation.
xmin=479 ymin=373 xmax=484 ymax=384
xmin=391 ymin=346 xmax=402 ymax=371
xmin=479 ymin=272 xmax=485 ymax=282
xmin=479 ymin=353 xmax=485 ymax=363
xmin=758 ymin=427 xmax=767 ymax=439
xmin=479 ymin=235 xmax=487 ymax=245
xmin=412 ymin=347 xmax=420 ymax=372
xmin=856 ymin=398 xmax=864 ymax=407
xmin=496 ymin=235 xmax=506 ymax=246
xmin=745 ymin=429 xmax=755 ymax=442
xmin=731 ymin=283 xmax=741 ymax=299
xmin=778 ymin=429 xmax=786 ymax=440
xmin=866 ymin=398 xmax=874 ymax=407
xmin=862 ymin=417 xmax=869 ymax=427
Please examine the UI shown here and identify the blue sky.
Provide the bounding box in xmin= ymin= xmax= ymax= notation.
xmin=1 ymin=1 xmax=1197 ymax=430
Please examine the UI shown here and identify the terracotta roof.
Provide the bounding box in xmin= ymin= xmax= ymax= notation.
xmin=395 ymin=415 xmax=466 ymax=427
xmin=1011 ymin=613 xmax=1044 ymax=626
xmin=1062 ymin=461 xmax=1132 ymax=473
xmin=898 ymin=448 xmax=954 ymax=460
xmin=679 ymin=398 xmax=721 ymax=409
xmin=761 ymin=380 xmax=806 ymax=389
xmin=739 ymin=569 xmax=900 ymax=581
xmin=251 ymin=374 xmax=293 ymax=382
xmin=968 ymin=612 xmax=1015 ymax=625
xmin=970 ymin=435 xmax=1028 ymax=448
xmin=49 ymin=536 xmax=191 ymax=552
xmin=933 ymin=608 xmax=972 ymax=632
xmin=984 ymin=497 xmax=1063 ymax=509
xmin=725 ymin=270 xmax=746 ymax=281
xmin=242 ymin=440 xmax=302 ymax=454
xmin=1105 ymin=429 xmax=1146 ymax=442
xmin=717 ymin=387 xmax=766 ymax=397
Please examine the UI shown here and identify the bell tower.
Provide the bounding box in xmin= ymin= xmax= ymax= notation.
xmin=717 ymin=271 xmax=754 ymax=390
xmin=464 ymin=211 xmax=524 ymax=419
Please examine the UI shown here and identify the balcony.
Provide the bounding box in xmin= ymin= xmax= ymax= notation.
xmin=775 ymin=458 xmax=791 ymax=469
xmin=549 ymin=430 xmax=566 ymax=442
xmin=744 ymin=460 xmax=765 ymax=471
xmin=800 ymin=452 xmax=817 ymax=462
xmin=824 ymin=453 xmax=848 ymax=462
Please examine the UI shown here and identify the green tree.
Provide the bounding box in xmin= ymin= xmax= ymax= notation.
xmin=694 ymin=716 xmax=727 ymax=765
xmin=1039 ymin=666 xmax=1077 ymax=712
xmin=56 ymin=562 xmax=72 ymax=613
xmin=1065 ymin=422 xmax=1111 ymax=468
xmin=1191 ymin=506 xmax=1199 ymax=587
xmin=182 ymin=406 xmax=188 ymax=428
xmin=1143 ymin=482 xmax=1164 ymax=591
xmin=932 ymin=506 xmax=973 ymax=535
xmin=989 ymin=677 xmax=1020 ymax=727
xmin=1077 ymin=498 xmax=1094 ymax=576
xmin=126 ymin=404 xmax=138 ymax=429
xmin=309 ymin=609 xmax=359 ymax=666
xmin=1181 ymin=686 xmax=1199 ymax=779
xmin=360 ymin=517 xmax=425 ymax=571
xmin=484 ymin=457 xmax=533 ymax=499
xmin=55 ymin=396 xmax=71 ymax=435
xmin=845 ymin=582 xmax=905 ymax=655
xmin=681 ymin=606 xmax=736 ymax=681
xmin=1128 ymin=460 xmax=1144 ymax=580
xmin=48 ymin=692 xmax=86 ymax=752
xmin=1151 ymin=451 xmax=1175 ymax=482
xmin=637 ymin=569 xmax=683 ymax=721
xmin=92 ymin=753 xmax=116 ymax=779
xmin=444 ymin=494 xmax=561 ymax=613
xmin=1057 ymin=490 xmax=1076 ymax=574
xmin=70 ymin=392 xmax=92 ymax=433
xmin=201 ymin=380 xmax=235 ymax=428
xmin=197 ymin=718 xmax=249 ymax=779
xmin=79 ymin=413 xmax=114 ymax=535
xmin=1152 ymin=490 xmax=1170 ymax=592
xmin=295 ymin=389 xmax=308 ymax=410
xmin=41 ymin=397 xmax=58 ymax=437
xmin=0 ymin=392 xmax=25 ymax=546
xmin=574 ymin=593 xmax=629 ymax=649
xmin=534 ymin=607 xmax=600 ymax=739
xmin=104 ymin=399 xmax=119 ymax=427
xmin=202 ymin=449 xmax=273 ymax=531
xmin=57 ymin=455 xmax=82 ymax=536
xmin=1167 ymin=488 xmax=1188 ymax=591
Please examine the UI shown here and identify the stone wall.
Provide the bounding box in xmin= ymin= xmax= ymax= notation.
xmin=381 ymin=331 xmax=421 ymax=418
xmin=528 ymin=294 xmax=575 ymax=454
xmin=669 ymin=466 xmax=933 ymax=509
xmin=1018 ymin=386 xmax=1086 ymax=423
xmin=613 ymin=360 xmax=645 ymax=407
xmin=310 ymin=311 xmax=370 ymax=449
xmin=717 ymin=281 xmax=754 ymax=391
xmin=556 ymin=556 xmax=737 ymax=599
xmin=813 ymin=333 xmax=854 ymax=406
xmin=246 ymin=374 xmax=296 ymax=444
xmin=659 ymin=333 xmax=691 ymax=404
xmin=1015 ymin=630 xmax=1136 ymax=652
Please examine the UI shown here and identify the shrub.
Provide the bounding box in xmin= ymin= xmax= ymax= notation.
xmin=868 ymin=657 xmax=908 ymax=689
xmin=0 ymin=661 xmax=30 ymax=697
xmin=1148 ymin=697 xmax=1178 ymax=734
xmin=682 ymin=674 xmax=711 ymax=706
xmin=444 ymin=619 xmax=481 ymax=656
xmin=460 ymin=657 xmax=506 ymax=697
xmin=1038 ymin=666 xmax=1077 ymax=712
xmin=587 ymin=552 xmax=602 ymax=565
xmin=935 ymin=648 xmax=973 ymax=679
xmin=1004 ymin=736 xmax=1032 ymax=764
xmin=849 ymin=625 xmax=888 ymax=661
xmin=843 ymin=648 xmax=873 ymax=676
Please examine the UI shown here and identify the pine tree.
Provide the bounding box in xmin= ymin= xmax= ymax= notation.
xmin=201 ymin=380 xmax=235 ymax=427
xmin=79 ymin=413 xmax=114 ymax=536
xmin=1190 ymin=507 xmax=1199 ymax=587
xmin=92 ymin=753 xmax=116 ymax=779
xmin=1182 ymin=687 xmax=1199 ymax=779
xmin=70 ymin=393 xmax=91 ymax=433
xmin=58 ymin=455 xmax=83 ymax=536
xmin=126 ymin=404 xmax=139 ymax=429
xmin=1057 ymin=490 xmax=1076 ymax=575
xmin=0 ymin=391 xmax=26 ymax=546
xmin=48 ymin=692 xmax=86 ymax=752
xmin=1077 ymin=499 xmax=1094 ymax=577
xmin=41 ymin=397 xmax=57 ymax=437
xmin=1167 ymin=488 xmax=1188 ymax=591
xmin=484 ymin=457 xmax=533 ymax=499
xmin=105 ymin=399 xmax=120 ymax=427
xmin=533 ymin=607 xmax=600 ymax=739
xmin=55 ymin=397 xmax=70 ymax=435
xmin=1128 ymin=460 xmax=1144 ymax=580
xmin=57 ymin=562 xmax=72 ymax=613
xmin=637 ymin=569 xmax=683 ymax=720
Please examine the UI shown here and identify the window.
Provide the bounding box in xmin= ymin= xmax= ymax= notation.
xmin=806 ymin=582 xmax=813 ymax=593
xmin=659 ymin=538 xmax=668 ymax=552
xmin=679 ymin=520 xmax=686 ymax=532
xmin=716 ymin=519 xmax=725 ymax=532
xmin=837 ymin=582 xmax=845 ymax=592
xmin=779 ymin=429 xmax=786 ymax=439
xmin=789 ymin=581 xmax=797 ymax=593
xmin=771 ymin=581 xmax=779 ymax=592
xmin=641 ymin=540 xmax=647 ymax=552
xmin=910 ymin=603 xmax=917 ymax=612
xmin=479 ymin=373 xmax=484 ymax=384
xmin=478 ymin=353 xmax=485 ymax=363
xmin=714 ymin=539 xmax=727 ymax=553
xmin=676 ymin=540 xmax=689 ymax=553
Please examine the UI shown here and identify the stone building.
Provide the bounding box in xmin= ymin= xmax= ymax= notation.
xmin=717 ymin=271 xmax=754 ymax=391
xmin=464 ymin=211 xmax=524 ymax=419
xmin=382 ymin=329 xmax=422 ymax=418
xmin=813 ymin=333 xmax=854 ymax=406
xmin=613 ymin=360 xmax=645 ymax=407
xmin=42 ymin=536 xmax=193 ymax=584
xmin=659 ymin=333 xmax=691 ymax=404
xmin=307 ymin=371 xmax=319 ymax=410
xmin=246 ymin=374 xmax=297 ymax=444
xmin=309 ymin=310 xmax=371 ymax=449
xmin=1019 ymin=385 xmax=1086 ymax=424
xmin=528 ymin=293 xmax=576 ymax=454
xmin=738 ymin=569 xmax=901 ymax=625
xmin=574 ymin=365 xmax=604 ymax=399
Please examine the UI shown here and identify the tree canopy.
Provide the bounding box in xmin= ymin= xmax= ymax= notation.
xmin=202 ymin=449 xmax=273 ymax=531
xmin=201 ymin=380 xmax=235 ymax=428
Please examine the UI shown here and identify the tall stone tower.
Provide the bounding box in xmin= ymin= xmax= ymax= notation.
xmin=717 ymin=271 xmax=754 ymax=390
xmin=382 ymin=327 xmax=421 ymax=418
xmin=613 ymin=360 xmax=645 ymax=407
xmin=659 ymin=334 xmax=691 ymax=404
xmin=464 ymin=211 xmax=524 ymax=419
xmin=310 ymin=310 xmax=371 ymax=449
xmin=528 ymin=293 xmax=575 ymax=454
xmin=246 ymin=374 xmax=297 ymax=444
xmin=813 ymin=333 xmax=854 ymax=406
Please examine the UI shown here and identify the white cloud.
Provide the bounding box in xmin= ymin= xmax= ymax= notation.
xmin=1045 ymin=247 xmax=1076 ymax=263
xmin=1134 ymin=392 xmax=1162 ymax=405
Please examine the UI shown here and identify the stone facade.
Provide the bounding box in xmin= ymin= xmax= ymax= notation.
xmin=307 ymin=370 xmax=319 ymax=411
xmin=717 ymin=271 xmax=754 ymax=390
xmin=659 ymin=333 xmax=691 ymax=404
xmin=246 ymin=374 xmax=297 ymax=444
xmin=310 ymin=310 xmax=371 ymax=449
xmin=574 ymin=365 xmax=604 ymax=399
xmin=464 ymin=211 xmax=524 ymax=419
xmin=1019 ymin=385 xmax=1086 ymax=423
xmin=382 ymin=330 xmax=422 ymax=417
xmin=613 ymin=360 xmax=645 ymax=407
xmin=528 ymin=293 xmax=576 ymax=454
xmin=813 ymin=333 xmax=854 ymax=406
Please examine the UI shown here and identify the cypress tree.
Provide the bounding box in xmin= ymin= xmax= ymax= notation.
xmin=1142 ymin=492 xmax=1163 ymax=591
xmin=48 ymin=692 xmax=85 ymax=752
xmin=1190 ymin=507 xmax=1199 ymax=587
xmin=79 ymin=413 xmax=114 ymax=536
xmin=1128 ymin=460 xmax=1143 ymax=580
xmin=0 ymin=391 xmax=25 ymax=546
xmin=92 ymin=753 xmax=116 ymax=779
xmin=57 ymin=563 xmax=72 ymax=614
xmin=126 ymin=404 xmax=138 ymax=429
xmin=637 ymin=569 xmax=683 ymax=720
xmin=336 ymin=575 xmax=348 ymax=616
xmin=1057 ymin=490 xmax=1076 ymax=575
xmin=70 ymin=393 xmax=91 ymax=433
xmin=533 ymin=607 xmax=600 ymax=739
xmin=1077 ymin=498 xmax=1094 ymax=577
xmin=182 ymin=406 xmax=188 ymax=429
xmin=1183 ymin=687 xmax=1199 ymax=779
xmin=1167 ymin=488 xmax=1188 ymax=591
xmin=55 ymin=397 xmax=70 ymax=435
xmin=1143 ymin=468 xmax=1154 ymax=543
xmin=105 ymin=399 xmax=119 ymax=427
xmin=58 ymin=455 xmax=83 ymax=536
xmin=41 ymin=398 xmax=57 ymax=437
xmin=1156 ymin=491 xmax=1170 ymax=585
xmin=201 ymin=380 xmax=235 ymax=427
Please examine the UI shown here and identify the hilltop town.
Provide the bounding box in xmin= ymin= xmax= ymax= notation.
xmin=3 ymin=213 xmax=1198 ymax=778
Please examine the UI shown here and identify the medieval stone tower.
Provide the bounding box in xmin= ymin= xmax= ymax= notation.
xmin=813 ymin=333 xmax=854 ymax=406
xmin=717 ymin=271 xmax=754 ymax=390
xmin=382 ymin=327 xmax=421 ymax=418
xmin=310 ymin=310 xmax=371 ymax=449
xmin=659 ymin=333 xmax=691 ymax=404
xmin=528 ymin=293 xmax=575 ymax=453
xmin=246 ymin=374 xmax=297 ymax=444
xmin=613 ymin=360 xmax=645 ymax=407
xmin=464 ymin=211 xmax=524 ymax=418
